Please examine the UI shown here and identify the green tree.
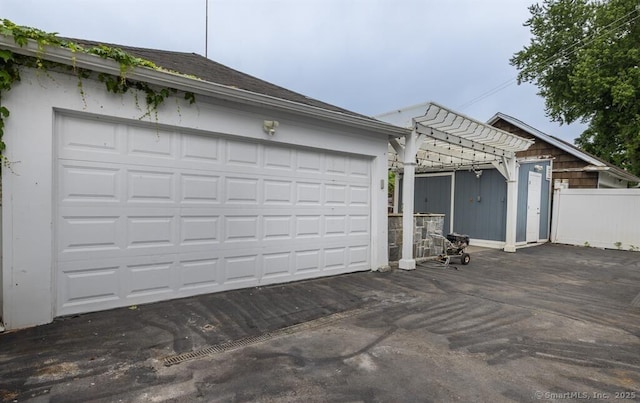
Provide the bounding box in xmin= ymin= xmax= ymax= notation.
xmin=511 ymin=0 xmax=640 ymax=176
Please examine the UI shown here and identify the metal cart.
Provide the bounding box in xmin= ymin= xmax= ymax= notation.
xmin=432 ymin=232 xmax=471 ymax=268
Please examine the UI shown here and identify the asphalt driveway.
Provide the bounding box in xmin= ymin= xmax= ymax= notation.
xmin=1 ymin=244 xmax=639 ymax=402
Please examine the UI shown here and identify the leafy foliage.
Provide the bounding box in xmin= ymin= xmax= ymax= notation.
xmin=0 ymin=19 xmax=198 ymax=162
xmin=0 ymin=47 xmax=19 ymax=162
xmin=511 ymin=0 xmax=640 ymax=176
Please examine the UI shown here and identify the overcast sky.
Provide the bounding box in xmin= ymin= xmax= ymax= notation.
xmin=1 ymin=0 xmax=586 ymax=141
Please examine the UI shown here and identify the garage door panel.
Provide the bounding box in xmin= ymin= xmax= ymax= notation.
xmin=125 ymin=260 xmax=174 ymax=297
xmin=324 ymin=247 xmax=347 ymax=269
xmin=224 ymin=215 xmax=259 ymax=241
xmin=59 ymin=215 xmax=121 ymax=254
xmin=296 ymin=182 xmax=322 ymax=205
xmin=325 ymin=184 xmax=347 ymax=206
xmin=325 ymin=154 xmax=348 ymax=175
xmin=295 ymin=215 xmax=322 ymax=238
xmin=180 ymin=216 xmax=220 ymax=246
xmin=349 ymin=158 xmax=370 ymax=178
xmin=57 ymin=210 xmax=369 ymax=261
xmin=181 ymin=133 xmax=221 ymax=163
xmin=263 ymin=146 xmax=294 ymax=171
xmin=224 ymin=177 xmax=259 ymax=204
xmin=55 ymin=114 xmax=372 ymax=317
xmin=58 ymin=119 xmax=374 ymax=181
xmin=58 ymin=117 xmax=119 ymax=155
xmin=262 ymin=252 xmax=293 ymax=279
xmin=59 ymin=164 xmax=121 ymax=202
xmin=262 ymin=233 xmax=368 ymax=250
xmin=297 ymin=150 xmax=322 ymax=172
xmin=127 ymin=216 xmax=176 ymax=248
xmin=263 ymin=180 xmax=293 ymax=205
xmin=349 ymin=215 xmax=370 ymax=235
xmin=59 ymin=264 xmax=120 ymax=306
xmin=127 ymin=126 xmax=175 ymax=159
xmin=224 ymin=255 xmax=260 ymax=284
xmin=226 ymin=141 xmax=260 ymax=167
xmin=348 ymin=246 xmax=370 ymax=266
xmin=303 ymin=237 xmax=370 ymax=253
xmin=294 ymin=250 xmax=321 ymax=273
xmin=263 ymin=216 xmax=293 ymax=240
xmin=324 ymin=215 xmax=347 ymax=236
xmin=349 ymin=185 xmax=370 ymax=206
xmin=57 ymin=243 xmax=371 ymax=314
xmin=179 ymin=257 xmax=220 ymax=290
xmin=301 ymin=206 xmax=370 ymax=216
xmin=128 ymin=170 xmax=176 ymax=202
xmin=182 ymin=174 xmax=221 ymax=204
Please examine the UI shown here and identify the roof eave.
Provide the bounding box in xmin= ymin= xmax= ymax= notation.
xmin=488 ymin=112 xmax=603 ymax=166
xmin=584 ymin=165 xmax=640 ymax=183
xmin=0 ymin=36 xmax=408 ymax=138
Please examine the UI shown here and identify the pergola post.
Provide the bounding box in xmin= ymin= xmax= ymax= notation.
xmin=399 ymin=128 xmax=418 ymax=270
xmin=504 ymin=157 xmax=518 ymax=252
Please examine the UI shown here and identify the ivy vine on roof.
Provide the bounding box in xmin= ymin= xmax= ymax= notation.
xmin=0 ymin=19 xmax=196 ymax=164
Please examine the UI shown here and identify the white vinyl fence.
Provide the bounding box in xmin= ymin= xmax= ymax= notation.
xmin=551 ymin=188 xmax=640 ymax=251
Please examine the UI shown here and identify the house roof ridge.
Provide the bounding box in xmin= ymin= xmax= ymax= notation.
xmin=59 ymin=37 xmax=193 ymax=56
xmin=61 ymin=37 xmax=371 ymax=120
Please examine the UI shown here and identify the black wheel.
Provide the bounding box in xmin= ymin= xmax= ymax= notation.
xmin=461 ymin=253 xmax=470 ymax=265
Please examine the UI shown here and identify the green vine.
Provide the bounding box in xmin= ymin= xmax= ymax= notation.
xmin=0 ymin=19 xmax=197 ymax=163
xmin=0 ymin=48 xmax=19 ymax=159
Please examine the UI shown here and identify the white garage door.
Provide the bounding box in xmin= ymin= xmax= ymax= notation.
xmin=55 ymin=114 xmax=371 ymax=316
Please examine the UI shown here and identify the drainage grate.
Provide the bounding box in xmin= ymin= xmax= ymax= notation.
xmin=632 ymin=292 xmax=640 ymax=308
xmin=163 ymin=307 xmax=366 ymax=366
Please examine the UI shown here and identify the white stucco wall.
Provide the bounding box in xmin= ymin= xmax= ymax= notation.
xmin=1 ymin=67 xmax=389 ymax=330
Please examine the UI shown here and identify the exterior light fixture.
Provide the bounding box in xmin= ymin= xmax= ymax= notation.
xmin=471 ymin=166 xmax=483 ymax=178
xmin=263 ymin=120 xmax=279 ymax=135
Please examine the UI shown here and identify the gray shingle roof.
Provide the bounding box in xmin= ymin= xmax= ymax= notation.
xmin=70 ymin=39 xmax=367 ymax=118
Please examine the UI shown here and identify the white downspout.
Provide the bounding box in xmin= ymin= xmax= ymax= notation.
xmin=504 ymin=157 xmax=519 ymax=252
xmin=399 ymin=128 xmax=419 ymax=270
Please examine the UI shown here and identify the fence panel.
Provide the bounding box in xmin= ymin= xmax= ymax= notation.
xmin=551 ymin=188 xmax=640 ymax=251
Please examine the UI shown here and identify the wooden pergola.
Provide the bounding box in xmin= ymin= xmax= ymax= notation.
xmin=379 ymin=102 xmax=534 ymax=269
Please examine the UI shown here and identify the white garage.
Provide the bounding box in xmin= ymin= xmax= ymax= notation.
xmin=1 ymin=37 xmax=401 ymax=330
xmin=55 ymin=114 xmax=372 ymax=316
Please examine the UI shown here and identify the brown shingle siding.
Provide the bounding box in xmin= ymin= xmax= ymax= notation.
xmin=552 ymin=171 xmax=598 ymax=188
xmin=491 ymin=120 xmax=535 ymax=140
xmin=492 ymin=118 xmax=599 ymax=189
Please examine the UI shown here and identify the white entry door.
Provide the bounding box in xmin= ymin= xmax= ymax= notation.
xmin=54 ymin=114 xmax=372 ymax=316
xmin=526 ymin=171 xmax=542 ymax=243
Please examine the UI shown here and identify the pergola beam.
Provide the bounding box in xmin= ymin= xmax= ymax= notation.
xmin=415 ymin=103 xmax=533 ymax=153
xmin=416 ymin=146 xmax=498 ymax=166
xmin=414 ymin=124 xmax=515 ymax=160
xmin=389 ymin=138 xmax=405 ymax=161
